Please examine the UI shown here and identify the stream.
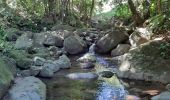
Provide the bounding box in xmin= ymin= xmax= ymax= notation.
xmin=41 ymin=44 xmax=165 ymax=100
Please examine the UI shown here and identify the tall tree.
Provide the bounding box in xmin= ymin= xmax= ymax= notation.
xmin=128 ymin=0 xmax=144 ymax=26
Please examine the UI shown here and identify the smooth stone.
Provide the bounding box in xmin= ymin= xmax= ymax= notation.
xmin=99 ymin=71 xmax=115 ymax=78
xmin=7 ymin=76 xmax=46 ymax=100
xmin=80 ymin=62 xmax=95 ymax=69
xmin=66 ymin=73 xmax=98 ymax=80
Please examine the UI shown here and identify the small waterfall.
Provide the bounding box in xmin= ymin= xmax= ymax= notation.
xmin=89 ymin=43 xmax=96 ymax=54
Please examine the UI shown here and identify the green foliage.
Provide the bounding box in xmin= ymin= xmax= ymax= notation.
xmin=97 ymin=3 xmax=132 ymax=20
xmin=0 ymin=26 xmax=15 ymax=52
xmin=147 ymin=14 xmax=166 ymax=33
xmin=159 ymin=42 xmax=170 ymax=59
xmin=112 ymin=3 xmax=132 ymax=18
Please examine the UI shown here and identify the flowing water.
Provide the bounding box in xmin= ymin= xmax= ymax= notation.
xmin=42 ymin=44 xmax=165 ymax=100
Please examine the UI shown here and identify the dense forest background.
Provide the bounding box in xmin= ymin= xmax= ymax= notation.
xmin=0 ymin=0 xmax=170 ymax=49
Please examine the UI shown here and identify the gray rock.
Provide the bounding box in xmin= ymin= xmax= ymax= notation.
xmin=34 ymin=57 xmax=46 ymax=66
xmin=43 ymin=35 xmax=63 ymax=47
xmin=30 ymin=66 xmax=42 ymax=76
xmin=111 ymin=44 xmax=131 ymax=57
xmin=64 ymin=35 xmax=87 ymax=54
xmin=95 ymin=30 xmax=128 ymax=53
xmin=39 ymin=62 xmax=60 ymax=78
xmin=7 ymin=76 xmax=46 ymax=100
xmin=80 ymin=62 xmax=95 ymax=69
xmin=113 ymin=40 xmax=170 ymax=83
xmin=54 ymin=55 xmax=71 ymax=69
xmin=77 ymin=53 xmax=96 ymax=63
xmin=152 ymin=91 xmax=170 ymax=100
xmin=15 ymin=33 xmax=33 ymax=49
xmin=33 ymin=32 xmax=47 ymax=47
xmin=129 ymin=31 xmax=149 ymax=47
xmin=63 ymin=30 xmax=74 ymax=39
xmin=66 ymin=73 xmax=98 ymax=80
xmin=20 ymin=70 xmax=32 ymax=77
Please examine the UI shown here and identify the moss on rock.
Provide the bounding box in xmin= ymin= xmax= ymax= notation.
xmin=0 ymin=57 xmax=14 ymax=99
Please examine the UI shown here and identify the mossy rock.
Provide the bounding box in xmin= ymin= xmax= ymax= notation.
xmin=5 ymin=28 xmax=23 ymax=41
xmin=129 ymin=40 xmax=170 ymax=74
xmin=0 ymin=57 xmax=14 ymax=99
xmin=7 ymin=50 xmax=33 ymax=69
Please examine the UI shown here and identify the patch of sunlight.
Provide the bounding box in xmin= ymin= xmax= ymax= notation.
xmin=6 ymin=0 xmax=17 ymax=9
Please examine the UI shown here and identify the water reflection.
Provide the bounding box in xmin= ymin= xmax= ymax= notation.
xmin=96 ymin=82 xmax=127 ymax=100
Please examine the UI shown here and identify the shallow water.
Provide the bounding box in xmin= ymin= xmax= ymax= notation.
xmin=41 ymin=55 xmax=128 ymax=100
xmin=41 ymin=54 xmax=165 ymax=100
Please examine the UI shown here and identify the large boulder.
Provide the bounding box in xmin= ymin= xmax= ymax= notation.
xmin=95 ymin=30 xmax=128 ymax=53
xmin=64 ymin=35 xmax=87 ymax=54
xmin=43 ymin=34 xmax=63 ymax=47
xmin=129 ymin=28 xmax=152 ymax=48
xmin=114 ymin=40 xmax=170 ymax=83
xmin=15 ymin=32 xmax=33 ymax=49
xmin=111 ymin=44 xmax=131 ymax=57
xmin=0 ymin=57 xmax=14 ymax=99
xmin=54 ymin=55 xmax=71 ymax=69
xmin=7 ymin=76 xmax=46 ymax=100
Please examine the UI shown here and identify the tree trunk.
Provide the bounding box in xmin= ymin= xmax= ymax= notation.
xmin=128 ymin=0 xmax=144 ymax=26
xmin=90 ymin=0 xmax=95 ymax=19
xmin=157 ymin=0 xmax=162 ymax=14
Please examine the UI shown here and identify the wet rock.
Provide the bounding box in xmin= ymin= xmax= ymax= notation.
xmin=39 ymin=61 xmax=60 ymax=78
xmin=99 ymin=71 xmax=115 ymax=78
xmin=15 ymin=33 xmax=33 ymax=50
xmin=43 ymin=34 xmax=63 ymax=47
xmin=151 ymin=91 xmax=170 ymax=100
xmin=54 ymin=55 xmax=71 ymax=69
xmin=7 ymin=76 xmax=46 ymax=100
xmin=34 ymin=56 xmax=46 ymax=66
xmin=95 ymin=30 xmax=128 ymax=53
xmin=64 ymin=35 xmax=87 ymax=54
xmin=77 ymin=53 xmax=96 ymax=63
xmin=0 ymin=57 xmax=14 ymax=99
xmin=111 ymin=44 xmax=130 ymax=57
xmin=80 ymin=62 xmax=95 ymax=69
xmin=66 ymin=73 xmax=98 ymax=80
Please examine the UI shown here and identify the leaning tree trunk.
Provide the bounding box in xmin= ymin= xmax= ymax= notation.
xmin=128 ymin=0 xmax=144 ymax=26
